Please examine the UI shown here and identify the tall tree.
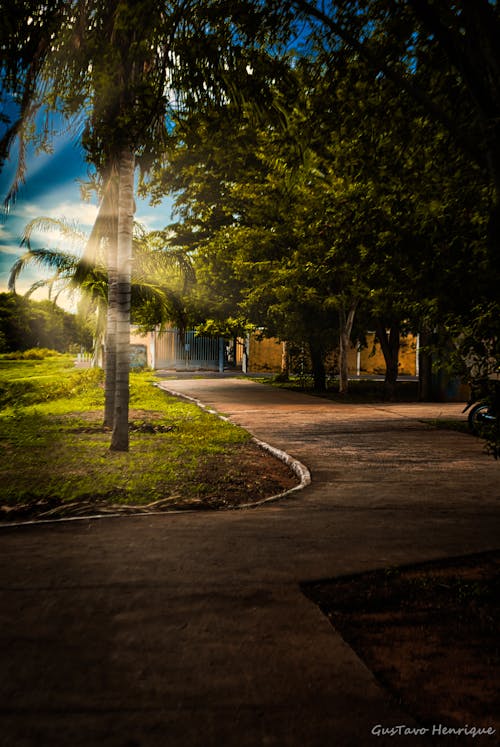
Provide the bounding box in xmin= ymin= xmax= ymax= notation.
xmin=1 ymin=0 xmax=289 ymax=448
xmin=152 ymin=40 xmax=492 ymax=398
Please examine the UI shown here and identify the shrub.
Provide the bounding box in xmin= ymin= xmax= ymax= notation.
xmin=1 ymin=348 xmax=63 ymax=360
xmin=0 ymin=363 xmax=104 ymax=409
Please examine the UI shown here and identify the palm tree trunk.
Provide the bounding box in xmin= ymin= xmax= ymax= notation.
xmin=110 ymin=148 xmax=135 ymax=451
xmin=104 ymin=245 xmax=118 ymax=427
xmin=101 ymin=173 xmax=119 ymax=427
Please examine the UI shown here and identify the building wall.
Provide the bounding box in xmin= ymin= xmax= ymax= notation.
xmin=129 ymin=329 xmax=154 ymax=367
xmin=129 ymin=328 xmax=419 ymax=378
xmin=247 ymin=333 xmax=418 ymax=376
xmin=248 ymin=336 xmax=283 ymax=372
xmin=358 ymin=333 xmax=418 ymax=376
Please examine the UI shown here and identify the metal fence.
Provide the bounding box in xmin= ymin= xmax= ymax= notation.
xmin=155 ymin=329 xmax=224 ymax=371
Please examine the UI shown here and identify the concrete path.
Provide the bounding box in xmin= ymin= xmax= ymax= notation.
xmin=1 ymin=378 xmax=499 ymax=747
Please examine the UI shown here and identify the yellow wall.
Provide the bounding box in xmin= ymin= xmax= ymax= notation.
xmin=247 ymin=333 xmax=418 ymax=376
xmin=358 ymin=333 xmax=417 ymax=376
xmin=131 ymin=328 xmax=419 ymax=378
xmin=248 ymin=336 xmax=283 ymax=372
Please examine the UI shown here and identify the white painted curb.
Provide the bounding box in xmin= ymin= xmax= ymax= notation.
xmin=159 ymin=384 xmax=312 ymax=508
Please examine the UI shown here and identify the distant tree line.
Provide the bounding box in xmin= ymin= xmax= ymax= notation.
xmin=0 ymin=293 xmax=92 ymax=353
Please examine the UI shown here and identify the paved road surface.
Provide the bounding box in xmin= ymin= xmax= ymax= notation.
xmin=1 ymin=378 xmax=499 ymax=747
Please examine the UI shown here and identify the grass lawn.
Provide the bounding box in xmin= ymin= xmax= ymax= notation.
xmin=0 ymin=354 xmax=297 ymax=520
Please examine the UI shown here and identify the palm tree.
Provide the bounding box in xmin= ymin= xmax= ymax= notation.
xmin=1 ymin=1 xmax=289 ymax=448
xmin=9 ymin=214 xmax=194 ymax=376
xmin=9 ymin=216 xmax=107 ymax=360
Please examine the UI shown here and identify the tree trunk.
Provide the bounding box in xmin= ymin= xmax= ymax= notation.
xmin=418 ymin=328 xmax=433 ymax=401
xmin=376 ymin=319 xmax=400 ymax=401
xmin=104 ymin=256 xmax=117 ymax=427
xmin=98 ymin=171 xmax=119 ymax=427
xmin=110 ymin=148 xmax=135 ymax=452
xmin=338 ymin=300 xmax=358 ymax=394
xmin=91 ymin=302 xmax=107 ymax=369
xmin=309 ymin=339 xmax=326 ymax=391
xmin=280 ymin=340 xmax=290 ymax=381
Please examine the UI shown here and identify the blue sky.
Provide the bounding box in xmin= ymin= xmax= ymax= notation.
xmin=0 ymin=129 xmax=174 ymax=310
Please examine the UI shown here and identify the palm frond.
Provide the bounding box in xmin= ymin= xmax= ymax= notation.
xmin=133 ymin=221 xmax=148 ymax=240
xmin=2 ymin=119 xmax=29 ymax=210
xmin=23 ymin=278 xmax=53 ymax=299
xmin=132 ymin=230 xmax=196 ymax=283
xmin=21 ymin=216 xmax=88 ymax=249
xmin=72 ymin=258 xmax=105 ymax=288
xmin=8 ymin=247 xmax=81 ymax=292
xmin=130 ymin=281 xmax=189 ymax=332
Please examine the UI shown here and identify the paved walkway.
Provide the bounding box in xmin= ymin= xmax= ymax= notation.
xmin=1 ymin=378 xmax=499 ymax=747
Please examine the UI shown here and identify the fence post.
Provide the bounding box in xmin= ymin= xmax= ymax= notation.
xmin=218 ymin=338 xmax=225 ymax=373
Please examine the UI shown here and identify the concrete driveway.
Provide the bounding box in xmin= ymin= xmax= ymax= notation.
xmin=1 ymin=377 xmax=499 ymax=747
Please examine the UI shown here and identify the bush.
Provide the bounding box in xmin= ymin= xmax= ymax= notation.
xmin=1 ymin=348 xmax=63 ymax=360
xmin=0 ymin=363 xmax=104 ymax=409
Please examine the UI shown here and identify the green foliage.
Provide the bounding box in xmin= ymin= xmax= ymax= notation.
xmin=0 ymin=355 xmax=103 ymax=410
xmin=0 ymin=293 xmax=93 ymax=353
xmin=9 ymin=216 xmax=196 ymax=340
xmin=149 ymin=51 xmax=491 ymax=395
xmin=1 ymin=348 xmax=63 ymax=360
xmin=4 ymin=2 xmax=500 ymax=405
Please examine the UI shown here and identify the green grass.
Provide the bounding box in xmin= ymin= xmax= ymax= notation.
xmin=0 ymin=354 xmax=92 ymax=409
xmin=0 ymin=355 xmax=250 ymax=514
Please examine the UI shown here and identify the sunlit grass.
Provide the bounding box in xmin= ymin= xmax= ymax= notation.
xmin=0 ymin=356 xmax=250 ymax=512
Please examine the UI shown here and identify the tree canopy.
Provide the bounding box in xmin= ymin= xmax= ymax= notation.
xmin=0 ymin=292 xmax=91 ymax=353
xmin=2 ymin=0 xmax=499 ymax=403
xmin=147 ymin=43 xmax=492 ymax=393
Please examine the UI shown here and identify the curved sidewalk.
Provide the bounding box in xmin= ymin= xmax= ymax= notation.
xmin=160 ymin=376 xmax=500 ymax=516
xmin=1 ymin=377 xmax=499 ymax=747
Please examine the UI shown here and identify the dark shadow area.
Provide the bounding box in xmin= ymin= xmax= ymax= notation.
xmin=302 ymin=551 xmax=500 ymax=739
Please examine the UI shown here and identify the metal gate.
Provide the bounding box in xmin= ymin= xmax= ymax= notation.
xmin=155 ymin=329 xmax=224 ymax=371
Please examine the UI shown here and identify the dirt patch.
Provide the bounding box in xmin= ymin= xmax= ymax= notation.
xmin=189 ymin=441 xmax=300 ymax=509
xmin=302 ymin=551 xmax=500 ymax=740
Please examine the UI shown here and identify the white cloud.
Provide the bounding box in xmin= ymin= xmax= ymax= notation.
xmin=134 ymin=212 xmax=159 ymax=232
xmin=16 ymin=198 xmax=98 ymax=228
xmin=135 ymin=194 xmax=174 ymax=231
xmin=8 ymin=197 xmax=98 ymax=258
xmin=0 ymin=224 xmax=19 ymax=254
xmin=45 ymin=199 xmax=98 ymax=226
